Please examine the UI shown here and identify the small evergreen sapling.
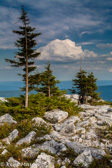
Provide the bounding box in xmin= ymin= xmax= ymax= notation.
xmin=37 ymin=63 xmax=63 ymax=97
xmin=30 ymin=63 xmax=66 ymax=97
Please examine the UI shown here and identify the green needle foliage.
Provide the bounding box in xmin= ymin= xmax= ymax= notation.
xmin=29 ymin=62 xmax=66 ymax=97
xmin=71 ymin=69 xmax=100 ymax=104
xmin=87 ymin=72 xmax=100 ymax=102
xmin=5 ymin=6 xmax=41 ymax=108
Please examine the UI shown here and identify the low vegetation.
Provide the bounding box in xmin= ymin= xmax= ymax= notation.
xmin=89 ymin=155 xmax=112 ymax=168
xmin=96 ymin=126 xmax=112 ymax=141
xmin=89 ymin=100 xmax=112 ymax=106
xmin=0 ymin=93 xmax=82 ymax=121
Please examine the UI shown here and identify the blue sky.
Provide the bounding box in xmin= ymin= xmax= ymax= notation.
xmin=0 ymin=0 xmax=112 ymax=81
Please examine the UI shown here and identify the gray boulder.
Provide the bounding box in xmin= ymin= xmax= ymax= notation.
xmin=30 ymin=152 xmax=55 ymax=168
xmin=3 ymin=129 xmax=19 ymax=144
xmin=16 ymin=131 xmax=36 ymax=146
xmin=40 ymin=140 xmax=67 ymax=155
xmin=1 ymin=149 xmax=8 ymax=155
xmin=0 ymin=114 xmax=17 ymax=125
xmin=53 ymin=116 xmax=80 ymax=136
xmin=44 ymin=109 xmax=68 ymax=123
xmin=73 ymin=150 xmax=93 ymax=167
xmin=7 ymin=157 xmax=21 ymax=167
xmin=22 ymin=145 xmax=39 ymax=159
xmin=32 ymin=117 xmax=47 ymax=125
xmin=66 ymin=141 xmax=106 ymax=159
xmin=22 ymin=140 xmax=67 ymax=159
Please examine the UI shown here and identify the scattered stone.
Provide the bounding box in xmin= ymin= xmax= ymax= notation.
xmin=40 ymin=140 xmax=67 ymax=155
xmin=97 ymin=120 xmax=106 ymax=126
xmin=44 ymin=109 xmax=68 ymax=123
xmin=76 ymin=120 xmax=90 ymax=127
xmin=54 ymin=116 xmax=80 ymax=136
xmin=36 ymin=134 xmax=52 ymax=141
xmin=73 ymin=150 xmax=93 ymax=167
xmin=66 ymin=141 xmax=106 ymax=159
xmin=62 ymin=158 xmax=71 ymax=166
xmin=1 ymin=149 xmax=8 ymax=155
xmin=64 ymin=94 xmax=79 ymax=103
xmin=32 ymin=117 xmax=47 ymax=125
xmin=85 ymin=130 xmax=97 ymax=140
xmin=3 ymin=129 xmax=19 ymax=144
xmin=22 ymin=140 xmax=67 ymax=159
xmin=30 ymin=152 xmax=55 ymax=168
xmin=0 ymin=114 xmax=17 ymax=125
xmin=22 ymin=145 xmax=39 ymax=159
xmin=16 ymin=131 xmax=36 ymax=146
xmin=0 ymin=96 xmax=112 ymax=166
xmin=7 ymin=157 xmax=21 ymax=168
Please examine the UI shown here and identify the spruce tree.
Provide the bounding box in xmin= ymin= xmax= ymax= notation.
xmin=71 ymin=69 xmax=87 ymax=104
xmin=71 ymin=70 xmax=100 ymax=104
xmin=87 ymin=72 xmax=100 ymax=101
xmin=6 ymin=6 xmax=41 ymax=108
xmin=34 ymin=63 xmax=64 ymax=97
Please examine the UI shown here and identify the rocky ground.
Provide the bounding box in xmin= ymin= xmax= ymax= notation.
xmin=0 ymin=95 xmax=112 ymax=167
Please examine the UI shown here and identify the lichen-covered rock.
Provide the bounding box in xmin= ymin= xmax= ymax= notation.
xmin=22 ymin=145 xmax=39 ymax=159
xmin=22 ymin=140 xmax=67 ymax=159
xmin=0 ymin=114 xmax=17 ymax=125
xmin=76 ymin=120 xmax=90 ymax=127
xmin=54 ymin=116 xmax=80 ymax=136
xmin=1 ymin=149 xmax=8 ymax=155
xmin=40 ymin=140 xmax=67 ymax=155
xmin=73 ymin=150 xmax=93 ymax=167
xmin=66 ymin=141 xmax=106 ymax=159
xmin=3 ymin=129 xmax=19 ymax=144
xmin=85 ymin=130 xmax=97 ymax=140
xmin=16 ymin=131 xmax=36 ymax=146
xmin=7 ymin=157 xmax=21 ymax=168
xmin=32 ymin=117 xmax=47 ymax=125
xmin=30 ymin=153 xmax=55 ymax=168
xmin=44 ymin=109 xmax=68 ymax=123
xmin=36 ymin=134 xmax=52 ymax=141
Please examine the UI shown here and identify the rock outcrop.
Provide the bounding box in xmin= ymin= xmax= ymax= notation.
xmin=0 ymin=114 xmax=17 ymax=125
xmin=44 ymin=109 xmax=68 ymax=123
xmin=31 ymin=153 xmax=55 ymax=168
xmin=0 ymin=101 xmax=112 ymax=168
xmin=16 ymin=131 xmax=36 ymax=146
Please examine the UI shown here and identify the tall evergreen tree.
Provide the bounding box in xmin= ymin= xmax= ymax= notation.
xmin=33 ymin=63 xmax=65 ymax=97
xmin=6 ymin=6 xmax=41 ymax=108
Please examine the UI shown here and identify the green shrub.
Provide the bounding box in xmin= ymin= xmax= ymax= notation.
xmin=89 ymin=100 xmax=112 ymax=106
xmin=96 ymin=126 xmax=112 ymax=141
xmin=89 ymin=155 xmax=112 ymax=168
xmin=0 ymin=93 xmax=82 ymax=121
xmin=0 ymin=123 xmax=16 ymax=139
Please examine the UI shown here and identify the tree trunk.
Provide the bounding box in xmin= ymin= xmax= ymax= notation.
xmin=48 ymin=85 xmax=50 ymax=98
xmin=25 ymin=22 xmax=28 ymax=108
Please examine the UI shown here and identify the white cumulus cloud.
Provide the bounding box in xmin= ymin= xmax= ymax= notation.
xmin=38 ymin=39 xmax=97 ymax=62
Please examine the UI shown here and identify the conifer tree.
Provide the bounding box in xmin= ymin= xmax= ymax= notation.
xmin=71 ymin=69 xmax=100 ymax=104
xmin=34 ymin=63 xmax=64 ymax=97
xmin=71 ymin=69 xmax=87 ymax=104
xmin=6 ymin=6 xmax=41 ymax=108
xmin=87 ymin=72 xmax=100 ymax=101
